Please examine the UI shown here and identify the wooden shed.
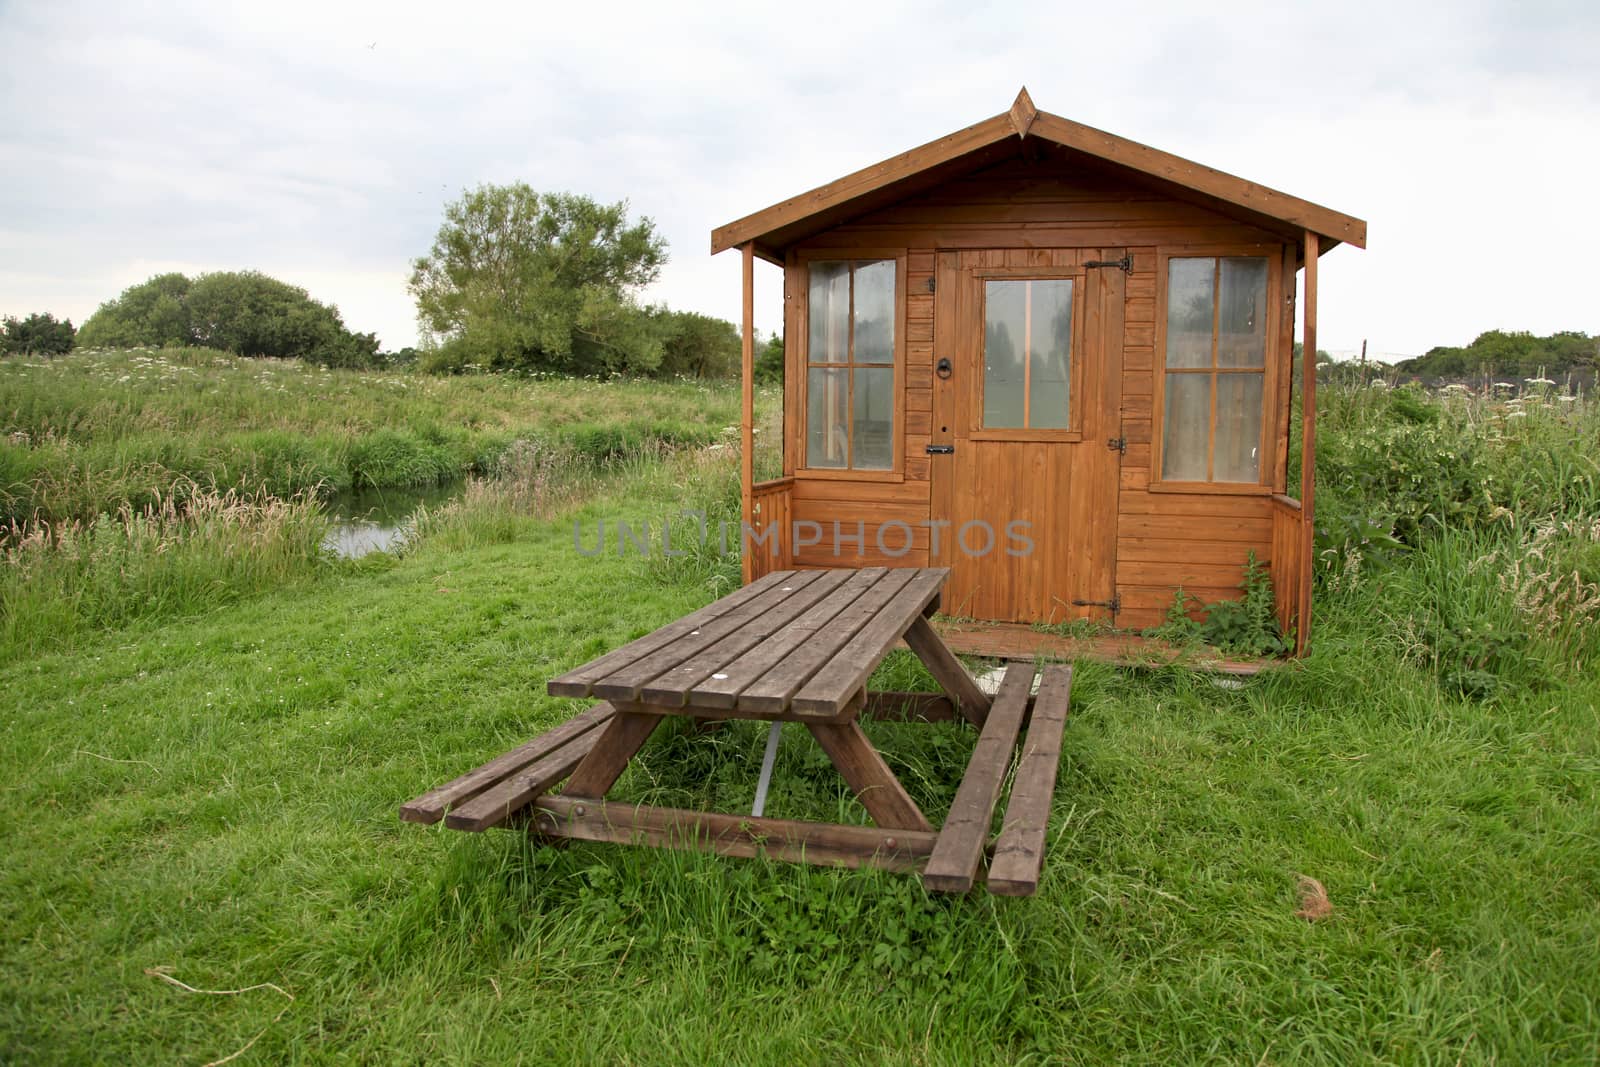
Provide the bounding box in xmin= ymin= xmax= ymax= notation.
xmin=714 ymin=89 xmax=1365 ymax=656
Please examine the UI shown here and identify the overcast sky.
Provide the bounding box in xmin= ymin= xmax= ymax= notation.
xmin=3 ymin=0 xmax=1596 ymax=361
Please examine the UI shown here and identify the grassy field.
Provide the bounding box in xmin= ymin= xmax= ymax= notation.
xmin=2 ymin=356 xmax=1598 ymax=1063
xmin=0 ymin=347 xmax=746 ymax=525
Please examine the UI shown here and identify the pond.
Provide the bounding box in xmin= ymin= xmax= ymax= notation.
xmin=323 ymin=482 xmax=466 ymax=559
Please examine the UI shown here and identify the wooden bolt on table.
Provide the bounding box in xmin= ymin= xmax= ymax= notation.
xmin=401 ymin=567 xmax=1075 ymax=895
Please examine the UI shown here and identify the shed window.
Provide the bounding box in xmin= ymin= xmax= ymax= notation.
xmin=806 ymin=259 xmax=895 ymax=470
xmin=1160 ymin=256 xmax=1269 ymax=483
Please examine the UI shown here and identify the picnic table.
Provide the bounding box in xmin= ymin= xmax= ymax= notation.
xmin=402 ymin=566 xmax=1074 ymax=895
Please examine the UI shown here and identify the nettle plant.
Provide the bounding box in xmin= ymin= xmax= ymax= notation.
xmin=1148 ymin=552 xmax=1289 ymax=657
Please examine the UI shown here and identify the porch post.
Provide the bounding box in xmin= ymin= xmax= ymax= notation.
xmin=740 ymin=242 xmax=756 ymax=585
xmin=1298 ymin=231 xmax=1318 ymax=655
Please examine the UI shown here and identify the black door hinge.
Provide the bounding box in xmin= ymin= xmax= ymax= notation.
xmin=925 ymin=276 xmax=936 ymax=293
xmin=1106 ymin=436 xmax=1127 ymax=454
xmin=1071 ymin=595 xmax=1121 ymax=617
xmin=1084 ymin=253 xmax=1133 ymax=272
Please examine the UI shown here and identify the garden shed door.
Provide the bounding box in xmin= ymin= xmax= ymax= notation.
xmin=929 ymin=249 xmax=1125 ymax=624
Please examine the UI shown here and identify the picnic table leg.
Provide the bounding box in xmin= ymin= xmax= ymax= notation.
xmin=807 ymin=720 xmax=933 ymax=833
xmin=902 ymin=615 xmax=993 ymax=727
xmin=562 ymin=711 xmax=663 ymax=799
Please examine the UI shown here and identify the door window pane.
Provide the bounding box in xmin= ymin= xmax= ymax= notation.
xmin=808 ymin=262 xmax=849 ymax=363
xmin=1162 ymin=373 xmax=1210 ymax=481
xmin=983 ymin=281 xmax=1026 ymax=428
xmin=853 ymin=260 xmax=895 ymax=364
xmin=852 ymin=367 xmax=893 ymax=469
xmin=1213 ymin=374 xmax=1263 ymax=482
xmin=983 ymin=278 xmax=1073 ymax=429
xmin=807 ymin=367 xmax=848 ymax=468
xmin=1217 ymin=257 xmax=1268 ymax=368
xmin=1029 ymin=279 xmax=1073 ymax=429
xmin=1165 ymin=258 xmax=1215 ymax=369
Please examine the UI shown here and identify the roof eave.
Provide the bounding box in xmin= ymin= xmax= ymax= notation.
xmin=710 ymin=92 xmax=1366 ymax=257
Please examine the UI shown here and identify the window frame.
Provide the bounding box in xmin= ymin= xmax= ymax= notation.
xmin=968 ymin=266 xmax=1089 ymax=443
xmin=795 ymin=248 xmax=906 ymax=482
xmin=1150 ymin=246 xmax=1283 ymax=495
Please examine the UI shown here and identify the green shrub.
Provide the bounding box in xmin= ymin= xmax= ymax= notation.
xmin=1144 ymin=555 xmax=1289 ymax=657
xmin=346 ymin=429 xmax=461 ymax=489
xmin=2 ymin=312 xmax=76 ymax=356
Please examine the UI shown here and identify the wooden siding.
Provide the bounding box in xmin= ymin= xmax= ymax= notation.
xmin=748 ymin=477 xmax=794 ymax=581
xmin=1269 ymin=494 xmax=1306 ymax=645
xmin=779 ymin=152 xmax=1298 ymax=633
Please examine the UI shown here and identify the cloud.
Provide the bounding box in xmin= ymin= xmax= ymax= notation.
xmin=2 ymin=0 xmax=1596 ymax=357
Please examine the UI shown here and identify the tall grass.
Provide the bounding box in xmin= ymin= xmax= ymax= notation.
xmin=0 ymin=348 xmax=752 ymax=523
xmin=0 ymin=485 xmax=328 ymax=661
xmin=1302 ymin=379 xmax=1600 ymax=699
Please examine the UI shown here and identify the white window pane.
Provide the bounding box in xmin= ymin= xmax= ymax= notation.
xmin=808 ymin=262 xmax=849 ymax=363
xmin=807 ymin=367 xmax=847 ymax=468
xmin=1028 ymin=279 xmax=1073 ymax=429
xmin=853 ymin=260 xmax=895 ymax=364
xmin=1162 ymin=373 xmax=1210 ymax=481
xmin=852 ymin=367 xmax=893 ymax=469
xmin=1217 ymin=257 xmax=1268 ymax=368
xmin=1214 ymin=374 xmax=1263 ymax=482
xmin=983 ymin=281 xmax=1026 ymax=427
xmin=1166 ymin=258 xmax=1214 ymax=369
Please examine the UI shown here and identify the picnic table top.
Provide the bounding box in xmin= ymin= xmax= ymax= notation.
xmin=548 ymin=566 xmax=950 ymax=720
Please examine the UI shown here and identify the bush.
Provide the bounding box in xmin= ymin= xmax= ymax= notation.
xmin=2 ymin=313 xmax=76 ymax=357
xmin=345 ymin=429 xmax=461 ymax=489
xmin=77 ymin=271 xmax=381 ymax=367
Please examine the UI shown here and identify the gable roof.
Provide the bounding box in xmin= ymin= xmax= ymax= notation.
xmin=711 ymin=88 xmax=1366 ymax=261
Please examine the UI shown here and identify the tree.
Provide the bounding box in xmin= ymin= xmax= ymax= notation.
xmin=78 ymin=273 xmax=192 ymax=348
xmin=1395 ymin=330 xmax=1598 ymax=379
xmin=755 ymin=332 xmax=784 ymax=384
xmin=1 ymin=312 xmax=76 ymax=356
xmin=654 ymin=310 xmax=741 ymax=378
xmin=76 ymin=271 xmax=380 ymax=367
xmin=409 ymin=184 xmax=667 ymax=375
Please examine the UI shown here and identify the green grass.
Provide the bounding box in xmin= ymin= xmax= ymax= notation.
xmin=2 ymin=464 xmax=1597 ymax=1064
xmin=2 ymin=358 xmax=1598 ymax=1062
xmin=0 ymin=347 xmax=756 ymax=524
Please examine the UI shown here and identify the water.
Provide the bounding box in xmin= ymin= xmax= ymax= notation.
xmin=323 ymin=482 xmax=465 ymax=559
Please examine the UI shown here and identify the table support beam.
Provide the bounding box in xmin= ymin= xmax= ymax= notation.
xmin=532 ymin=796 xmax=938 ymax=872
xmin=903 ymin=615 xmax=993 ymax=727
xmin=807 ymin=720 xmax=934 ymax=832
xmin=562 ymin=711 xmax=664 ymax=799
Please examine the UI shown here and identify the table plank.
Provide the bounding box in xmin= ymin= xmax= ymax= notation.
xmin=988 ymin=665 xmax=1075 ymax=896
xmin=636 ymin=569 xmax=854 ymax=706
xmin=442 ymin=724 xmax=611 ymax=832
xmin=736 ymin=568 xmax=920 ymax=715
xmin=789 ymin=568 xmax=947 ymax=717
xmin=590 ymin=571 xmax=825 ymax=702
xmin=923 ymin=663 xmax=1034 ymax=893
xmin=547 ymin=569 xmax=794 ymax=697
xmin=685 ymin=568 xmax=889 ymax=710
xmin=400 ymin=702 xmax=615 ymax=825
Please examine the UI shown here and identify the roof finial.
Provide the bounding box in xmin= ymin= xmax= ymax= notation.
xmin=1009 ymin=86 xmax=1038 ymax=138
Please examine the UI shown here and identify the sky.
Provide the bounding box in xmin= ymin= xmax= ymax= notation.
xmin=2 ymin=0 xmax=1597 ymax=362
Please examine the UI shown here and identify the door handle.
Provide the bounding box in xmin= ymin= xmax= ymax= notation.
xmin=935 ymin=357 xmax=953 ymax=380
